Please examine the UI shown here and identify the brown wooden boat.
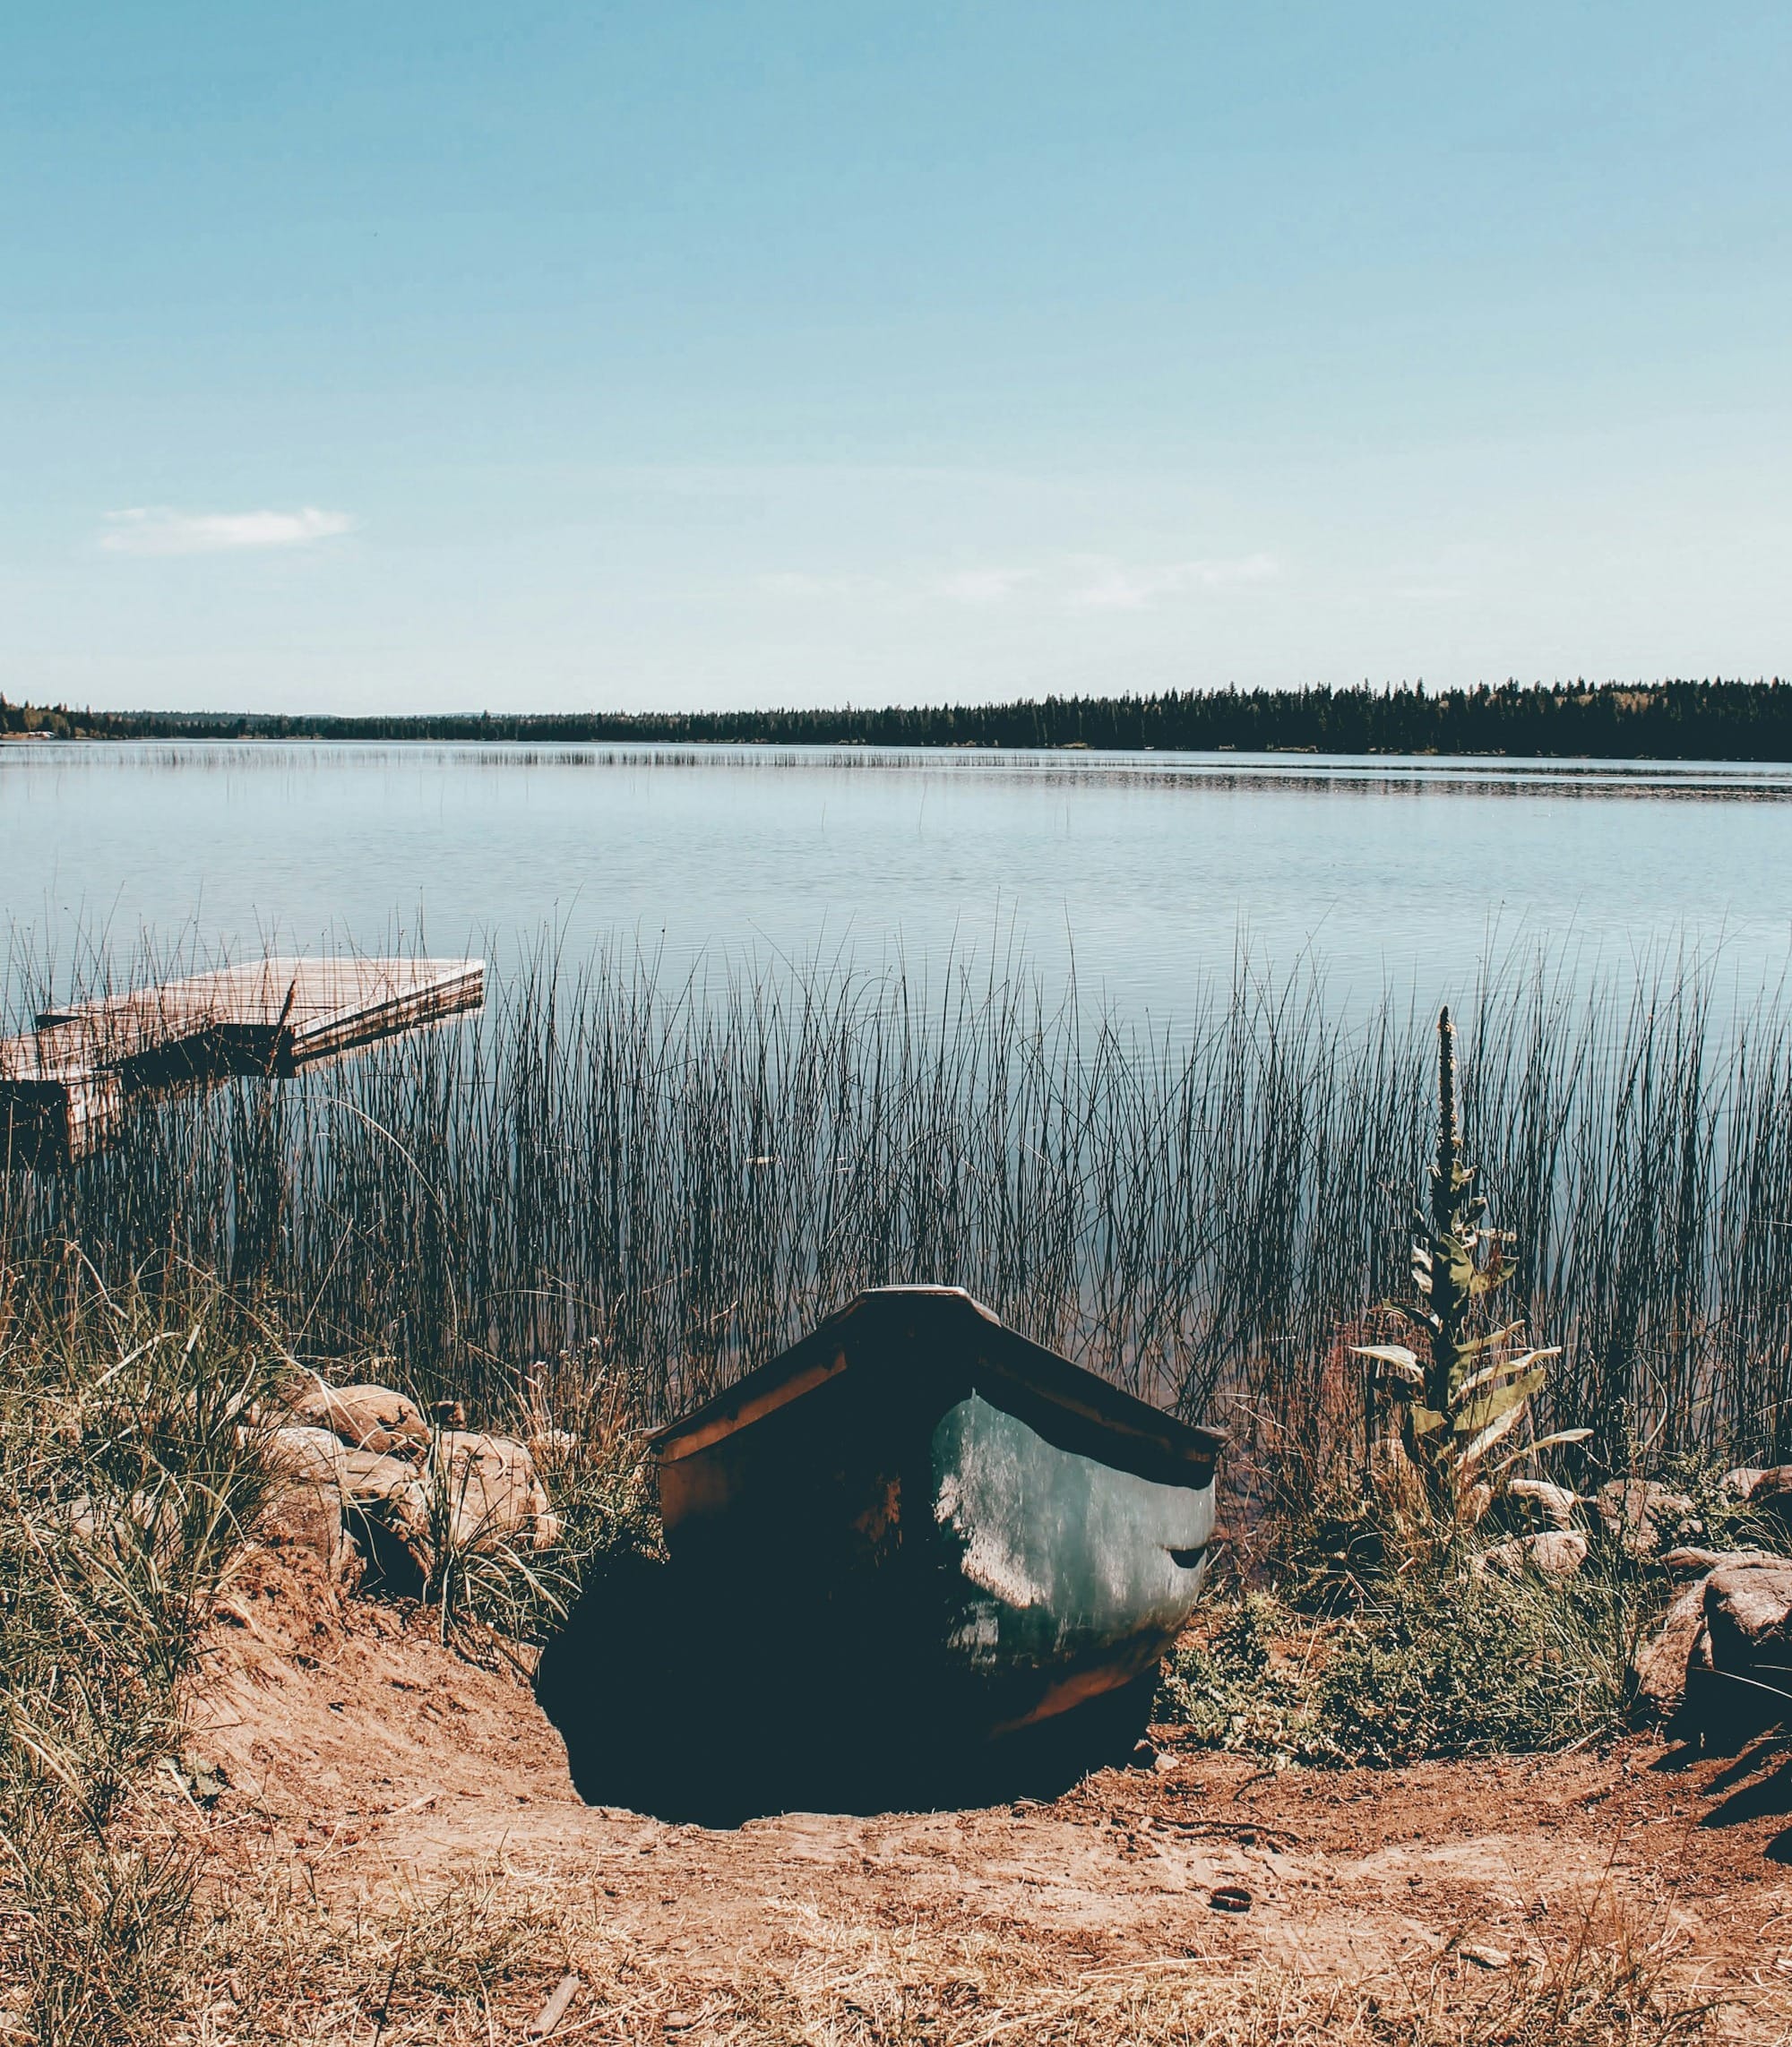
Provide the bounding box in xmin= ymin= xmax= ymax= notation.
xmin=539 ymin=1287 xmax=1222 ymax=1818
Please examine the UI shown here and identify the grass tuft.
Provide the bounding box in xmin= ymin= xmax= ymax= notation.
xmin=0 ymin=1250 xmax=280 ymax=2045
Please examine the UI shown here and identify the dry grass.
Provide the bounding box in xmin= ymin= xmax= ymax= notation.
xmin=9 ymin=935 xmax=1792 ymax=1484
xmin=165 ymin=1857 xmax=1718 ymax=2046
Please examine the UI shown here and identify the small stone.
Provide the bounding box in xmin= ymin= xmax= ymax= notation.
xmin=1460 ymin=1944 xmax=1511 ymax=1970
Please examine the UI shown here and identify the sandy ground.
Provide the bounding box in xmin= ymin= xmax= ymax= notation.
xmin=185 ymin=1554 xmax=1792 ymax=2043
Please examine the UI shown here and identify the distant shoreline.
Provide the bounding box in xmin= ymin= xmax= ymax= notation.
xmin=4 ymin=678 xmax=1792 ymax=761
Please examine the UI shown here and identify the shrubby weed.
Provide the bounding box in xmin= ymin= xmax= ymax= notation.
xmin=1159 ymin=1549 xmax=1645 ymax=1767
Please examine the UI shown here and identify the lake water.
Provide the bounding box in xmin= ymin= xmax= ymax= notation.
xmin=5 ymin=740 xmax=1792 ymax=1024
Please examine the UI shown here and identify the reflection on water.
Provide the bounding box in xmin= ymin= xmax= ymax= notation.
xmin=6 ymin=741 xmax=1792 ymax=1021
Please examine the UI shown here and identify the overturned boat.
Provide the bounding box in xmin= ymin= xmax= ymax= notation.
xmin=540 ymin=1286 xmax=1223 ymax=1816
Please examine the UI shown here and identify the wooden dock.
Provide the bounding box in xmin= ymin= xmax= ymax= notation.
xmin=0 ymin=957 xmax=485 ymax=1161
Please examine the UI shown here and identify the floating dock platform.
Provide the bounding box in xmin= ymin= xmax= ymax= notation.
xmin=0 ymin=956 xmax=485 ymax=1161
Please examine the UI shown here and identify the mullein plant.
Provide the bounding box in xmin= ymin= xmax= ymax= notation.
xmin=1355 ymin=1008 xmax=1589 ymax=1527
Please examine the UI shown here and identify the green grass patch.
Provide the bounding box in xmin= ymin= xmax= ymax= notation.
xmin=1159 ymin=1556 xmax=1646 ymax=1767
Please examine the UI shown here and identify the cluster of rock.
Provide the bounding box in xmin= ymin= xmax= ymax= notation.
xmin=1633 ymin=1551 xmax=1792 ymax=1740
xmin=262 ymin=1378 xmax=562 ymax=1587
xmin=1478 ymin=1461 xmax=1792 ymax=1742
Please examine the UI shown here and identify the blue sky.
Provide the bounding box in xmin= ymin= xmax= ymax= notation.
xmin=4 ymin=3 xmax=1788 ymax=713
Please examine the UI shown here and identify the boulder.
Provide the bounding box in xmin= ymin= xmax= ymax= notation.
xmin=1632 ymin=1579 xmax=1710 ymax=1723
xmin=1596 ymin=1479 xmax=1698 ymax=1559
xmin=1721 ymin=1466 xmax=1765 ymax=1501
xmin=259 ymin=1478 xmax=353 ymax=1583
xmin=426 ymin=1431 xmax=557 ymax=1552
xmin=289 ymin=1380 xmax=430 ymax=1457
xmin=1505 ymin=1478 xmax=1579 ymax=1531
xmin=1745 ymin=1466 xmax=1792 ymax=1535
xmin=266 ymin=1423 xmax=351 ymax=1489
xmin=1698 ymin=1558 xmax=1792 ymax=1739
xmin=259 ymin=1426 xmax=356 ymax=1581
xmin=1703 ymin=1556 xmax=1792 ymax=1663
xmin=1479 ymin=1530 xmax=1588 ymax=1580
xmin=338 ymin=1445 xmax=433 ymax=1570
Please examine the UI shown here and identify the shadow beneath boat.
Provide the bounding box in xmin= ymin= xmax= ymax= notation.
xmin=536 ymin=1554 xmax=1156 ymax=1827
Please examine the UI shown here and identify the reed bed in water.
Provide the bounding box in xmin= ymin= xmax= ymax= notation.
xmin=4 ymin=940 xmax=1792 ymax=1470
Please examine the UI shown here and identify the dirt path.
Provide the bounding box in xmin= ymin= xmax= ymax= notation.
xmin=186 ymin=1557 xmax=1792 ymax=2043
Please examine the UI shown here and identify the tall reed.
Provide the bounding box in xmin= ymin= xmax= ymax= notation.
xmin=5 ymin=937 xmax=1792 ymax=1475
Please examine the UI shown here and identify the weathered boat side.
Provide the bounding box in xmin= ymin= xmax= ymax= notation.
xmin=650 ymin=1286 xmax=1223 ymax=1747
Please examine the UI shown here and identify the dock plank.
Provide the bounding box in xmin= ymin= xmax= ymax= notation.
xmin=2 ymin=956 xmax=484 ymax=1160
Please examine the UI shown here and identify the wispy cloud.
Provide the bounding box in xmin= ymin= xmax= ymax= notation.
xmin=99 ymin=506 xmax=356 ymax=556
xmin=754 ymin=570 xmax=888 ymax=599
xmin=753 ymin=551 xmax=1281 ymax=614
xmin=1065 ymin=552 xmax=1279 ymax=611
xmin=938 ymin=565 xmax=1038 ymax=606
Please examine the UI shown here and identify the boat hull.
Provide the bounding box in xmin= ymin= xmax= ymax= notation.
xmin=651 ymin=1288 xmax=1221 ymax=1750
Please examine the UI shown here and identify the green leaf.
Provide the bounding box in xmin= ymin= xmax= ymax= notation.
xmin=1452 ymin=1365 xmax=1546 ymax=1440
xmin=1458 ymin=1394 xmax=1537 ymax=1473
xmin=1454 ymin=1340 xmax=1558 ymax=1402
xmin=1350 ymin=1343 xmax=1420 ymax=1375
xmin=1406 ymin=1404 xmax=1446 ymax=1439
xmin=1488 ymin=1428 xmax=1593 ymax=1476
xmin=1468 ymin=1266 xmax=1512 ymax=1296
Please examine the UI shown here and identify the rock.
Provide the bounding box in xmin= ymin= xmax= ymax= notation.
xmin=1722 ymin=1466 xmax=1765 ymax=1501
xmin=1596 ymin=1479 xmax=1698 ymax=1558
xmin=1633 ymin=1578 xmax=1710 ymax=1722
xmin=1480 ymin=1530 xmax=1588 ymax=1580
xmin=1662 ymin=1544 xmax=1782 ymax=1574
xmin=1698 ymin=1558 xmax=1792 ymax=1739
xmin=426 ymin=1431 xmax=556 ymax=1551
xmin=1506 ymin=1478 xmax=1579 ymax=1531
xmin=262 ymin=1423 xmax=355 ymax=1580
xmin=260 ymin=1478 xmax=352 ymax=1582
xmin=1745 ymin=1467 xmax=1792 ymax=1535
xmin=289 ymin=1380 xmax=430 ymax=1457
xmin=340 ymin=1444 xmax=426 ymax=1503
xmin=339 ymin=1445 xmax=433 ymax=1567
xmin=266 ymin=1423 xmax=351 ymax=1489
xmin=1704 ymin=1557 xmax=1792 ymax=1660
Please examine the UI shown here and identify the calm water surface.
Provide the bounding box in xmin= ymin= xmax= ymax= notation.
xmin=4 ymin=741 xmax=1791 ymax=1021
